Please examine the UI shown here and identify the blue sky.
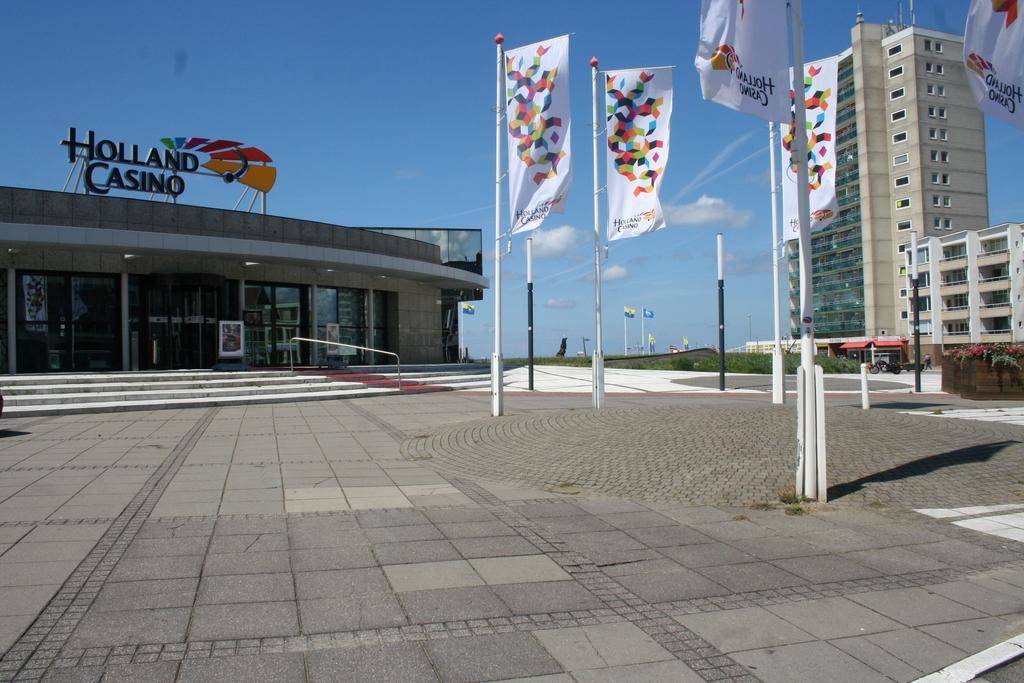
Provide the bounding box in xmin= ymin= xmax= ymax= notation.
xmin=2 ymin=0 xmax=1021 ymax=358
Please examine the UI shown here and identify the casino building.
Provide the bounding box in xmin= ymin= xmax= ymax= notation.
xmin=0 ymin=186 xmax=485 ymax=374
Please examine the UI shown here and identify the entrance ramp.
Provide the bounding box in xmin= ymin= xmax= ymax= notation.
xmin=0 ymin=369 xmax=452 ymax=417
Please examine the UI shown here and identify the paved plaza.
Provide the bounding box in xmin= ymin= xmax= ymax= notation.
xmin=0 ymin=383 xmax=1023 ymax=681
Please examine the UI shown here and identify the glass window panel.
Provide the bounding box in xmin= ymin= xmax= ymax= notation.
xmin=317 ymin=287 xmax=339 ymax=324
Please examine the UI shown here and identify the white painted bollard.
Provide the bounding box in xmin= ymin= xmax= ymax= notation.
xmin=860 ymin=363 xmax=870 ymax=410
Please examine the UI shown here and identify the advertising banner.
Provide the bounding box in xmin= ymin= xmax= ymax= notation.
xmin=694 ymin=0 xmax=791 ymax=122
xmin=605 ymin=68 xmax=673 ymax=242
xmin=782 ymin=55 xmax=840 ymax=240
xmin=218 ymin=321 xmax=244 ymax=358
xmin=506 ymin=35 xmax=572 ymax=234
xmin=22 ymin=275 xmax=47 ymax=322
xmin=964 ymin=0 xmax=1024 ymax=129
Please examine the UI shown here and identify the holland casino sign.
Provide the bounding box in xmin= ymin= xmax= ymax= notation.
xmin=62 ymin=128 xmax=196 ymax=197
xmin=60 ymin=128 xmax=277 ymax=198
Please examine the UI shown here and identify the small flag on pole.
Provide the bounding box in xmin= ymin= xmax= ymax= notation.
xmin=624 ymin=306 xmax=636 ymax=318
xmin=462 ymin=303 xmax=476 ymax=315
xmin=642 ymin=308 xmax=654 ymax=319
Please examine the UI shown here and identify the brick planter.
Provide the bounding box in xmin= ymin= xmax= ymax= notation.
xmin=943 ymin=358 xmax=1024 ymax=400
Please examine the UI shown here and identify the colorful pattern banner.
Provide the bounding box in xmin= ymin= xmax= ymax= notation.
xmin=506 ymin=35 xmax=572 ymax=234
xmin=965 ymin=0 xmax=1024 ymax=130
xmin=694 ymin=0 xmax=791 ymax=122
xmin=605 ymin=68 xmax=673 ymax=242
xmin=781 ymin=55 xmax=840 ymax=241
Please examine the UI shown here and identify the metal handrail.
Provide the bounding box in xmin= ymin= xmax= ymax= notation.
xmin=288 ymin=337 xmax=400 ymax=389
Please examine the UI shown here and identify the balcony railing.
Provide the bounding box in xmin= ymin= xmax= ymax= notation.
xmin=944 ymin=330 xmax=971 ymax=336
xmin=979 ymin=275 xmax=1010 ymax=283
xmin=812 ymin=235 xmax=862 ymax=254
xmin=943 ymin=305 xmax=969 ymax=311
xmin=838 ymin=67 xmax=854 ymax=82
xmin=981 ymin=302 xmax=1011 ymax=308
xmin=941 ymin=279 xmax=968 ymax=286
xmin=940 ymin=253 xmax=967 ymax=261
xmin=836 ymin=108 xmax=857 ymax=126
xmin=836 ymin=170 xmax=860 ymax=186
xmin=980 ymin=248 xmax=1009 ymax=256
xmin=837 ymin=193 xmax=861 ymax=207
xmin=982 ymin=329 xmax=1012 ymax=334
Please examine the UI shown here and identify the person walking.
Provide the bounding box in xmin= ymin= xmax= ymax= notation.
xmin=923 ymin=353 xmax=932 ymax=371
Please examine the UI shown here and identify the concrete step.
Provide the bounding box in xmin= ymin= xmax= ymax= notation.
xmin=1 ymin=384 xmax=454 ymax=417
xmin=4 ymin=381 xmax=368 ymax=406
xmin=2 ymin=375 xmax=335 ymax=396
xmin=0 ymin=370 xmax=292 ymax=387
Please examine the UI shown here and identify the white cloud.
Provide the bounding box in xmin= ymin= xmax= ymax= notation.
xmin=604 ymin=265 xmax=628 ymax=281
xmin=530 ymin=224 xmax=584 ymax=258
xmin=544 ymin=297 xmax=576 ymax=309
xmin=665 ymin=195 xmax=754 ymax=228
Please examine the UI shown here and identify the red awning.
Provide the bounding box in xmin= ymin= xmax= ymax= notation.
xmin=873 ymin=340 xmax=905 ymax=348
xmin=839 ymin=341 xmax=870 ymax=349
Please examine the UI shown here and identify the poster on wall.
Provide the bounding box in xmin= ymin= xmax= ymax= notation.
xmin=325 ymin=323 xmax=341 ymax=356
xmin=218 ymin=321 xmax=244 ymax=358
xmin=23 ymin=275 xmax=47 ymax=321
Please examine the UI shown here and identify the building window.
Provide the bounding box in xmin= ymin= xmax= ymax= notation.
xmin=926 ymin=84 xmax=934 ymax=95
xmin=943 ymin=195 xmax=952 ymax=207
xmin=940 ymin=128 xmax=948 ymax=141
xmin=896 ymin=197 xmax=911 ymax=209
xmin=934 ymin=41 xmax=943 ymax=53
xmin=928 ymin=106 xmax=936 ymax=118
xmin=935 ymin=63 xmax=945 ymax=74
xmin=895 ymin=175 xmax=910 ymax=187
xmin=941 ymin=151 xmax=950 ymax=162
xmin=938 ymin=107 xmax=947 ymax=118
xmin=942 ymin=173 xmax=950 ymax=185
xmin=928 ymin=128 xmax=937 ymax=140
xmin=890 ymin=87 xmax=906 ymax=100
xmin=933 ymin=217 xmax=941 ymax=228
xmin=897 ymin=220 xmax=913 ymax=231
xmin=888 ymin=43 xmax=903 ymax=57
xmin=891 ymin=109 xmax=907 ymax=122
xmin=925 ymin=62 xmax=933 ymax=73
xmin=931 ymin=172 xmax=940 ymax=184
xmin=936 ymin=85 xmax=946 ymax=96
xmin=932 ymin=195 xmax=941 ymax=207
xmin=944 ymin=218 xmax=952 ymax=229
xmin=893 ymin=153 xmax=910 ymax=166
xmin=892 ymin=131 xmax=908 ymax=143
xmin=889 ymin=65 xmax=904 ymax=78
xmin=924 ymin=39 xmax=942 ymax=53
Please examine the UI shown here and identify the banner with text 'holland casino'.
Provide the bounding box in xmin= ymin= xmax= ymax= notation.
xmin=506 ymin=35 xmax=572 ymax=234
xmin=605 ymin=68 xmax=673 ymax=241
xmin=694 ymin=0 xmax=790 ymax=122
xmin=781 ymin=55 xmax=839 ymax=240
xmin=964 ymin=0 xmax=1024 ymax=130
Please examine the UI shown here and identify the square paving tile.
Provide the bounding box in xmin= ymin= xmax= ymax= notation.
xmin=203 ymin=551 xmax=291 ymax=576
xmin=373 ymin=540 xmax=461 ymax=565
xmin=848 ymin=587 xmax=988 ymax=627
xmin=93 ymin=578 xmax=197 ymax=612
xmin=494 ymin=581 xmax=605 ymax=615
xmin=921 ymin=616 xmax=1015 ymax=652
xmin=765 ymin=596 xmax=902 ymax=639
xmin=207 ymin=533 xmax=288 ymax=554
xmin=675 ymin=606 xmax=816 ymax=653
xmin=451 ymin=536 xmax=540 ymax=559
xmin=399 ymin=585 xmax=512 ymax=624
xmin=299 ymin=594 xmax=407 ymax=633
xmin=197 ymin=572 xmax=295 ymax=604
xmin=383 ymin=560 xmax=484 ymax=592
xmin=614 ymin=567 xmax=729 ymax=602
xmin=732 ymin=640 xmax=891 ymax=683
xmin=357 ymin=509 xmax=431 ymax=528
xmin=306 ymin=642 xmax=438 ymax=682
xmin=572 ymin=660 xmax=704 ymax=682
xmin=425 ymin=632 xmax=561 ymax=682
xmin=285 ymin=498 xmax=350 ymax=513
xmin=0 ymin=584 xmax=60 ymax=616
xmin=296 ymin=567 xmax=389 ymax=600
xmin=107 ymin=555 xmax=204 ymax=582
xmin=66 ymin=608 xmax=191 ymax=649
xmin=728 ymin=537 xmax=822 ymax=561
xmin=599 ymin=512 xmax=676 ymax=529
xmin=364 ymin=525 xmax=444 ymax=544
xmin=771 ymin=555 xmax=881 ymax=583
xmin=290 ymin=546 xmax=376 ymax=572
xmin=841 ymin=547 xmax=950 ymax=575
xmin=177 ymin=652 xmax=306 ymax=682
xmin=437 ymin=521 xmax=518 ymax=539
xmin=694 ymin=562 xmax=803 ymax=593
xmin=533 ymin=622 xmax=674 ymax=670
xmin=625 ymin=525 xmax=712 ymax=548
xmin=857 ymin=627 xmax=967 ymax=673
xmin=469 ymin=555 xmax=571 ymax=585
xmin=660 ymin=542 xmax=753 ymax=568
xmin=123 ymin=536 xmax=209 ymax=559
xmin=188 ymin=601 xmax=300 ymax=640
xmin=928 ymin=579 xmax=1024 ymax=616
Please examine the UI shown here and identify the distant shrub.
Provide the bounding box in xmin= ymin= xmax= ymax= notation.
xmin=695 ymin=353 xmax=858 ymax=375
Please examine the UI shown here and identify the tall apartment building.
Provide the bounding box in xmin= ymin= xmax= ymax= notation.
xmin=787 ymin=16 xmax=989 ymax=345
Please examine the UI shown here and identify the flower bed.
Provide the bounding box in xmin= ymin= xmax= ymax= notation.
xmin=943 ymin=344 xmax=1024 ymax=399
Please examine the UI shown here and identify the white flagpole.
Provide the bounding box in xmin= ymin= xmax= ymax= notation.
xmin=459 ymin=305 xmax=464 ymax=363
xmin=641 ymin=310 xmax=646 ymax=356
xmin=591 ymin=56 xmax=605 ymax=409
xmin=769 ymin=122 xmax=785 ymax=405
xmin=624 ymin=315 xmax=627 ymax=355
xmin=491 ymin=33 xmax=506 ymax=417
xmin=790 ymin=0 xmax=821 ymax=499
